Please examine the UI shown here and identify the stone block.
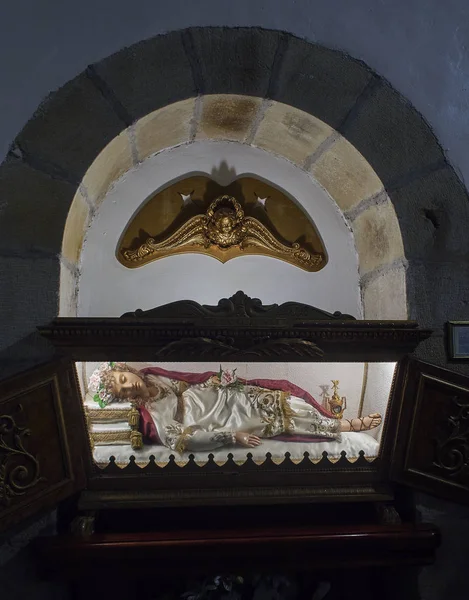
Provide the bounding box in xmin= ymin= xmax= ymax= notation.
xmin=61 ymin=191 xmax=90 ymax=265
xmin=406 ymin=260 xmax=469 ymax=330
xmin=274 ymin=37 xmax=372 ymax=129
xmin=343 ymin=82 xmax=445 ymax=188
xmin=135 ymin=98 xmax=195 ymax=161
xmin=311 ymin=136 xmax=383 ymax=211
xmin=253 ymin=102 xmax=333 ymax=166
xmin=0 ymin=256 xmax=59 ymax=352
xmin=352 ymin=200 xmax=405 ymax=275
xmin=93 ymin=30 xmax=196 ymax=121
xmin=0 ymin=158 xmax=75 ymax=254
xmin=197 ymin=95 xmax=262 ymax=142
xmin=16 ymin=73 xmax=124 ymax=184
xmin=362 ymin=266 xmax=408 ymax=319
xmin=82 ymin=129 xmax=132 ymax=207
xmin=389 ymin=166 xmax=469 ymax=261
xmin=190 ymin=27 xmax=280 ymax=97
xmin=58 ymin=262 xmax=78 ymax=317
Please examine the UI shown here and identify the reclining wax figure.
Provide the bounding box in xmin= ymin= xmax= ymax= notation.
xmin=89 ymin=363 xmax=382 ymax=452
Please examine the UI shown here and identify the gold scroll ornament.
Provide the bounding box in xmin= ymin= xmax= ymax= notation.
xmin=118 ymin=176 xmax=326 ymax=272
xmin=121 ymin=197 xmax=325 ymax=272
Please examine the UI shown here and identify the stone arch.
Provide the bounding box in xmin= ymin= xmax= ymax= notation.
xmin=1 ymin=27 xmax=467 ymax=368
xmin=61 ymin=96 xmax=404 ymax=321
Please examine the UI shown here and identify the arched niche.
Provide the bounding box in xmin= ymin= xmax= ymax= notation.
xmin=2 ymin=28 xmax=467 ymax=365
xmin=61 ymin=97 xmax=406 ymax=320
xmin=75 ymin=141 xmax=361 ymax=317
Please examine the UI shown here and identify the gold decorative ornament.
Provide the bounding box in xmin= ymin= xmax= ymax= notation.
xmin=87 ymin=407 xmax=134 ymax=423
xmin=130 ymin=430 xmax=143 ymax=450
xmin=325 ymin=380 xmax=347 ymax=419
xmin=87 ymin=401 xmax=142 ymax=451
xmin=128 ymin=407 xmax=140 ymax=428
xmin=118 ymin=176 xmax=327 ymax=272
xmin=90 ymin=431 xmax=133 ymax=445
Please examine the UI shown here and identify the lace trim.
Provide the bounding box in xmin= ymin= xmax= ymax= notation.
xmin=247 ymin=387 xmax=294 ymax=438
xmin=211 ymin=431 xmax=236 ymax=446
xmin=165 ymin=425 xmax=236 ymax=453
xmin=307 ymin=411 xmax=341 ymax=439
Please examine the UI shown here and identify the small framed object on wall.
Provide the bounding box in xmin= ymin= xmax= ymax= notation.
xmin=447 ymin=321 xmax=469 ymax=360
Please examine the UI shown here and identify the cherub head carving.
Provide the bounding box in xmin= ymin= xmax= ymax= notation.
xmin=204 ymin=195 xmax=246 ymax=248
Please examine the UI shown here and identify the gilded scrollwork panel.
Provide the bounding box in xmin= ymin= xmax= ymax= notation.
xmin=118 ymin=177 xmax=326 ymax=272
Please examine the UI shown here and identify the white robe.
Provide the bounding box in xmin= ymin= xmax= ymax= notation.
xmin=143 ymin=374 xmax=341 ymax=453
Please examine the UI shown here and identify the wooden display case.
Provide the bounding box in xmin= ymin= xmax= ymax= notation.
xmin=1 ymin=292 xmax=468 ymax=586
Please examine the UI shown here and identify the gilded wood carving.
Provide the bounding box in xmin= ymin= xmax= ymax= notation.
xmin=118 ymin=177 xmax=326 ymax=271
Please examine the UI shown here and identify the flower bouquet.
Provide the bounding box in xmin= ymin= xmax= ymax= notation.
xmin=212 ymin=366 xmax=244 ymax=392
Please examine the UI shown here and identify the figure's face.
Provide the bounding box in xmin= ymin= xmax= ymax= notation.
xmin=216 ymin=214 xmax=234 ymax=234
xmin=111 ymin=371 xmax=149 ymax=400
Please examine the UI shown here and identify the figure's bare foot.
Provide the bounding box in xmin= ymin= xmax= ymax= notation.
xmin=340 ymin=413 xmax=382 ymax=433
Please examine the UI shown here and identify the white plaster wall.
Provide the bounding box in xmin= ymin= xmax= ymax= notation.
xmin=78 ymin=141 xmax=361 ymax=318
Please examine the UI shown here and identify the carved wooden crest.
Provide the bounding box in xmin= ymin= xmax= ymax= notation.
xmin=118 ymin=176 xmax=326 ymax=272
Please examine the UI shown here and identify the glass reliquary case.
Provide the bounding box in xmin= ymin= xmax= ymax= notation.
xmin=1 ymin=292 xmax=469 ymax=536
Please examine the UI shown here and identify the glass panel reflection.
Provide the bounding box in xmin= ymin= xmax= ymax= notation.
xmin=77 ymin=361 xmax=396 ymax=468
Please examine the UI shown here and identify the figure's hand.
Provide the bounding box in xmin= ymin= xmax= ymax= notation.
xmin=234 ymin=431 xmax=262 ymax=448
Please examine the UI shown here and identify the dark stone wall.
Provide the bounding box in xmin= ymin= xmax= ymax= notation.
xmin=0 ymin=27 xmax=468 ymax=600
xmin=1 ymin=27 xmax=467 ymax=373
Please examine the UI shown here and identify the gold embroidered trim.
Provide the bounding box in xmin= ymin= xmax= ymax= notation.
xmin=91 ymin=429 xmax=143 ymax=450
xmin=247 ymin=387 xmax=296 ymax=438
xmin=279 ymin=392 xmax=296 ymax=433
xmin=175 ymin=426 xmax=196 ymax=453
xmin=87 ymin=408 xmax=133 ymax=423
xmin=91 ymin=431 xmax=132 ymax=444
xmin=163 ymin=380 xmax=189 ymax=423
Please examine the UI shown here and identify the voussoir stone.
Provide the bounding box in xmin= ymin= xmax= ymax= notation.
xmin=136 ymin=98 xmax=195 ymax=161
xmin=15 ymin=73 xmax=125 ymax=184
xmin=342 ymin=82 xmax=445 ymax=187
xmin=351 ymin=199 xmax=405 ymax=276
xmin=362 ymin=266 xmax=408 ymax=320
xmin=61 ymin=190 xmax=90 ymax=265
xmin=197 ymin=95 xmax=262 ymax=141
xmin=93 ymin=31 xmax=196 ymax=121
xmin=252 ymin=102 xmax=333 ymax=166
xmin=0 ymin=158 xmax=75 ymax=254
xmin=311 ymin=136 xmax=383 ymax=212
xmin=81 ymin=129 xmax=133 ymax=207
xmin=189 ymin=27 xmax=280 ymax=97
xmin=273 ymin=36 xmax=372 ymax=129
xmin=59 ymin=261 xmax=78 ymax=317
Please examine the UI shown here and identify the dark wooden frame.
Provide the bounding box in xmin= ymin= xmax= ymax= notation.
xmin=0 ymin=359 xmax=88 ymax=532
xmin=39 ymin=292 xmax=433 ymax=510
xmin=446 ymin=320 xmax=469 ymax=361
